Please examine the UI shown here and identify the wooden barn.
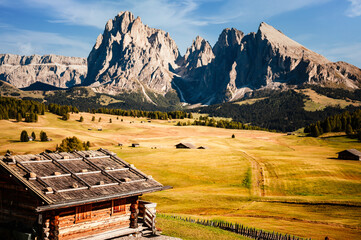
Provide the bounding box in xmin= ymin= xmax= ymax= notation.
xmin=337 ymin=149 xmax=361 ymax=160
xmin=175 ymin=143 xmax=196 ymax=149
xmin=0 ymin=149 xmax=168 ymax=240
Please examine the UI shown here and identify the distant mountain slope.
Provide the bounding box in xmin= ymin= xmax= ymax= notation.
xmin=0 ymin=54 xmax=87 ymax=88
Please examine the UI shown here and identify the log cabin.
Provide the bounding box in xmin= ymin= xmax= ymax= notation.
xmin=0 ymin=148 xmax=168 ymax=240
xmin=337 ymin=149 xmax=361 ymax=160
xmin=175 ymin=143 xmax=196 ymax=149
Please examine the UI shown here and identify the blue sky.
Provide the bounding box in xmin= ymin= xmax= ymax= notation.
xmin=0 ymin=0 xmax=360 ymax=67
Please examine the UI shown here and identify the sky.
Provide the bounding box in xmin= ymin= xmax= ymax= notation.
xmin=0 ymin=0 xmax=360 ymax=67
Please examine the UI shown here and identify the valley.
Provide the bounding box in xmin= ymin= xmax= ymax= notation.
xmin=1 ymin=112 xmax=360 ymax=239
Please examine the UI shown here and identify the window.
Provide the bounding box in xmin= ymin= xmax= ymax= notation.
xmin=112 ymin=199 xmax=126 ymax=215
xmin=75 ymin=204 xmax=92 ymax=223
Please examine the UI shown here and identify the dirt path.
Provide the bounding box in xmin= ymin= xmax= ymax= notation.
xmin=239 ymin=151 xmax=265 ymax=197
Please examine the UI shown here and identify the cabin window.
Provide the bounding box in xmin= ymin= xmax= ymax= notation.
xmin=112 ymin=199 xmax=126 ymax=215
xmin=75 ymin=204 xmax=92 ymax=223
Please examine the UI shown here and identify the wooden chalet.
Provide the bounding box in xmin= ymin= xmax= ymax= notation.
xmin=175 ymin=143 xmax=196 ymax=149
xmin=0 ymin=149 xmax=168 ymax=240
xmin=337 ymin=149 xmax=361 ymax=160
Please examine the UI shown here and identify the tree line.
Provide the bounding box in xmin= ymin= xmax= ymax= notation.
xmin=177 ymin=116 xmax=274 ymax=132
xmin=88 ymin=107 xmax=192 ymax=120
xmin=0 ymin=96 xmax=45 ymax=122
xmin=304 ymin=109 xmax=361 ymax=140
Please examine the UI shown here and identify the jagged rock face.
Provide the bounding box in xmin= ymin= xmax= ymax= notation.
xmin=86 ymin=11 xmax=180 ymax=96
xmin=177 ymin=22 xmax=361 ymax=104
xmin=0 ymin=54 xmax=87 ymax=88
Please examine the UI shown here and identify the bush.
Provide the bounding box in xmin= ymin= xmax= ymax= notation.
xmin=79 ymin=116 xmax=84 ymax=122
xmin=57 ymin=136 xmax=90 ymax=152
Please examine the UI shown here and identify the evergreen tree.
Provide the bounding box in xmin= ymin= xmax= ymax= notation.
xmin=109 ymin=118 xmax=112 ymax=123
xmin=79 ymin=116 xmax=84 ymax=122
xmin=91 ymin=116 xmax=95 ymax=121
xmin=346 ymin=124 xmax=354 ymax=136
xmin=40 ymin=131 xmax=48 ymax=141
xmin=61 ymin=113 xmax=70 ymax=121
xmin=20 ymin=130 xmax=29 ymax=142
xmin=98 ymin=117 xmax=101 ymax=122
xmin=31 ymin=131 xmax=36 ymax=141
xmin=16 ymin=113 xmax=22 ymax=122
xmin=232 ymin=134 xmax=235 ymax=138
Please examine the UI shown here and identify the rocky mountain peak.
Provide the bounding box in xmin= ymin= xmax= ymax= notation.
xmin=85 ymin=11 xmax=180 ymax=98
xmin=182 ymin=36 xmax=214 ymax=71
xmin=213 ymin=28 xmax=244 ymax=56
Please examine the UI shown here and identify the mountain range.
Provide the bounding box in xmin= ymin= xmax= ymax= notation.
xmin=1 ymin=11 xmax=360 ymax=106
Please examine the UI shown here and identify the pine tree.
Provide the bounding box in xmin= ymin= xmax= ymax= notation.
xmin=232 ymin=134 xmax=235 ymax=138
xmin=20 ymin=130 xmax=29 ymax=142
xmin=98 ymin=117 xmax=101 ymax=122
xmin=91 ymin=116 xmax=95 ymax=121
xmin=324 ymin=119 xmax=331 ymax=133
xmin=31 ymin=131 xmax=36 ymax=141
xmin=346 ymin=124 xmax=354 ymax=136
xmin=79 ymin=116 xmax=84 ymax=122
xmin=109 ymin=118 xmax=112 ymax=123
xmin=40 ymin=131 xmax=48 ymax=142
xmin=16 ymin=113 xmax=22 ymax=122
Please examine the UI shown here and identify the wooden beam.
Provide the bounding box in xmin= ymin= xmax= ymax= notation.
xmin=42 ymin=152 xmax=92 ymax=189
xmin=73 ymin=151 xmax=123 ymax=185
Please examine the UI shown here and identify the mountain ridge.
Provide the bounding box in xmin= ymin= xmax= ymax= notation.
xmin=1 ymin=11 xmax=361 ymax=106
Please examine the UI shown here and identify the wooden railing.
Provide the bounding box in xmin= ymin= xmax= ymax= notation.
xmin=138 ymin=200 xmax=157 ymax=235
xmin=143 ymin=207 xmax=156 ymax=235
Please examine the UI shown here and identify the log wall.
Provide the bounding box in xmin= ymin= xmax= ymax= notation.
xmin=53 ymin=197 xmax=137 ymax=240
xmin=0 ymin=173 xmax=39 ymax=226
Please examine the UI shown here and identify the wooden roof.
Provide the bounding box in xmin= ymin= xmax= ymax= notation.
xmin=175 ymin=143 xmax=196 ymax=149
xmin=338 ymin=149 xmax=361 ymax=156
xmin=0 ymin=149 xmax=164 ymax=211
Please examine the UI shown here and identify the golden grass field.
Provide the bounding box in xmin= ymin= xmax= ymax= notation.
xmin=0 ymin=112 xmax=360 ymax=240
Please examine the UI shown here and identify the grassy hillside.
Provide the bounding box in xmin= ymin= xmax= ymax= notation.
xmin=0 ymin=112 xmax=360 ymax=239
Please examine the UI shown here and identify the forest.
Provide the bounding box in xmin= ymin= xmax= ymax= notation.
xmin=0 ymin=96 xmax=45 ymax=122
xmin=304 ymin=109 xmax=361 ymax=140
xmin=195 ymin=90 xmax=361 ymax=132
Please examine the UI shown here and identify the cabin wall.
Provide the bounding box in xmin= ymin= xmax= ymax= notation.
xmin=0 ymin=173 xmax=39 ymax=226
xmin=49 ymin=197 xmax=137 ymax=240
xmin=338 ymin=152 xmax=360 ymax=160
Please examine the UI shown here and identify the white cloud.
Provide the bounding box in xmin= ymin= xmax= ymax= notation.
xmin=0 ymin=28 xmax=91 ymax=57
xmin=320 ymin=43 xmax=361 ymax=68
xmin=346 ymin=0 xmax=361 ymax=17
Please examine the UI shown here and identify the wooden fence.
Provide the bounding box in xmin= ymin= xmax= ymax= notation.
xmin=159 ymin=214 xmax=312 ymax=240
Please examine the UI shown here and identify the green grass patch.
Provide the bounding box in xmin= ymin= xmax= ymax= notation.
xmin=157 ymin=215 xmax=249 ymax=240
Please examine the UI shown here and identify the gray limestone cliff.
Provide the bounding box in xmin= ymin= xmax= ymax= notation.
xmin=86 ymin=11 xmax=180 ymax=99
xmin=176 ymin=22 xmax=361 ymax=104
xmin=0 ymin=54 xmax=87 ymax=88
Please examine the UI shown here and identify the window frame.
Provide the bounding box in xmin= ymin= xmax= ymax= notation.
xmin=75 ymin=204 xmax=92 ymax=223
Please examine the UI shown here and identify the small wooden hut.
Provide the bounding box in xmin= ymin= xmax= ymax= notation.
xmin=175 ymin=143 xmax=196 ymax=149
xmin=0 ymin=149 xmax=167 ymax=240
xmin=197 ymin=146 xmax=209 ymax=149
xmin=337 ymin=149 xmax=361 ymax=160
